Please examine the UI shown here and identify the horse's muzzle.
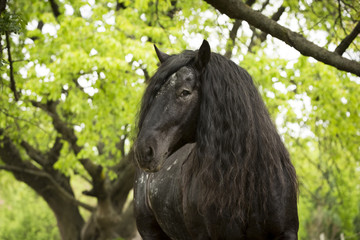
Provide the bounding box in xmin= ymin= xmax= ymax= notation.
xmin=135 ymin=139 xmax=165 ymax=172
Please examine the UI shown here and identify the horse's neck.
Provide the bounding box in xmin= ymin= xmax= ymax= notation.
xmin=165 ymin=143 xmax=196 ymax=168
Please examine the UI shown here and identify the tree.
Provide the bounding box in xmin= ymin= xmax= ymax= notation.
xmin=0 ymin=0 xmax=186 ymax=239
xmin=0 ymin=0 xmax=359 ymax=239
xmin=206 ymin=0 xmax=360 ymax=76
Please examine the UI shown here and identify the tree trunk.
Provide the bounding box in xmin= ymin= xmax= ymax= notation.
xmin=0 ymin=133 xmax=85 ymax=240
xmin=81 ymin=151 xmax=137 ymax=240
xmin=44 ymin=190 xmax=85 ymax=240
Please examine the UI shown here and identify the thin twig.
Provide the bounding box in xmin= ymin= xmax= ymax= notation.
xmin=0 ymin=0 xmax=6 ymax=14
xmin=224 ymin=0 xmax=257 ymax=58
xmin=48 ymin=0 xmax=60 ymax=20
xmin=335 ymin=21 xmax=360 ymax=56
xmin=225 ymin=19 xmax=242 ymax=58
xmin=0 ymin=109 xmax=48 ymax=132
xmin=5 ymin=32 xmax=19 ymax=101
xmin=336 ymin=0 xmax=347 ymax=35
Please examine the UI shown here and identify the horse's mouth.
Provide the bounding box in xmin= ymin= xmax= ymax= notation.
xmin=136 ymin=137 xmax=190 ymax=172
xmin=139 ymin=151 xmax=169 ymax=173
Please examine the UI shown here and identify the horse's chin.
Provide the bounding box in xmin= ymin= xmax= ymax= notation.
xmin=139 ymin=154 xmax=168 ymax=173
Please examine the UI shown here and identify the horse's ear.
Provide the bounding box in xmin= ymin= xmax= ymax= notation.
xmin=154 ymin=45 xmax=170 ymax=64
xmin=195 ymin=40 xmax=211 ymax=71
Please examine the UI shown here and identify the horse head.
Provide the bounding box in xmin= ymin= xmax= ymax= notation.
xmin=135 ymin=41 xmax=210 ymax=172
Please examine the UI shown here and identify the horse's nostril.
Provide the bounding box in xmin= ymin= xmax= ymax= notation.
xmin=145 ymin=146 xmax=154 ymax=161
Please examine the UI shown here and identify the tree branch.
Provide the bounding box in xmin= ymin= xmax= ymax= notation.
xmin=336 ymin=0 xmax=347 ymax=35
xmin=0 ymin=165 xmax=94 ymax=211
xmin=260 ymin=5 xmax=286 ymax=42
xmin=110 ymin=149 xmax=135 ymax=210
xmin=47 ymin=136 xmax=63 ymax=166
xmin=0 ymin=0 xmax=6 ymax=14
xmin=205 ymin=0 xmax=360 ymax=76
xmin=116 ymin=0 xmax=126 ymax=11
xmin=20 ymin=137 xmax=63 ymax=168
xmin=225 ymin=19 xmax=242 ymax=59
xmin=224 ymin=0 xmax=256 ymax=59
xmin=30 ymin=100 xmax=79 ymax=152
xmin=334 ymin=21 xmax=360 ymax=56
xmin=155 ymin=0 xmax=166 ymax=29
xmin=0 ymin=131 xmax=94 ymax=212
xmin=0 ymin=108 xmax=47 ymax=132
xmin=21 ymin=140 xmax=47 ymax=166
xmin=248 ymin=4 xmax=285 ymax=52
xmin=30 ymin=100 xmax=106 ymax=198
xmin=5 ymin=32 xmax=19 ymax=101
xmin=49 ymin=0 xmax=61 ymax=19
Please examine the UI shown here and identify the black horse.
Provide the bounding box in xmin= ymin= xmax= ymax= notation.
xmin=134 ymin=40 xmax=299 ymax=239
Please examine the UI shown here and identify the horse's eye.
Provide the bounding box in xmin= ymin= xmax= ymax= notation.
xmin=180 ymin=90 xmax=191 ymax=97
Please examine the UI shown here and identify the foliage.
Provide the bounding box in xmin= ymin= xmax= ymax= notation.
xmin=0 ymin=12 xmax=25 ymax=34
xmin=242 ymin=53 xmax=360 ymax=239
xmin=0 ymin=172 xmax=60 ymax=240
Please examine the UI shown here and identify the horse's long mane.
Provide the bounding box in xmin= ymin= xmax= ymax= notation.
xmin=138 ymin=48 xmax=298 ymax=221
xmin=192 ymin=52 xmax=298 ymax=220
